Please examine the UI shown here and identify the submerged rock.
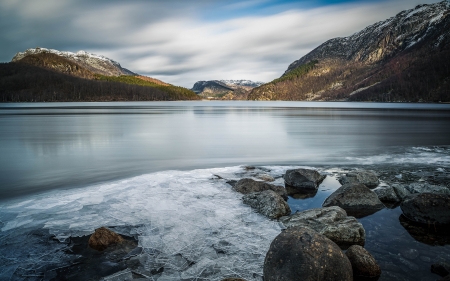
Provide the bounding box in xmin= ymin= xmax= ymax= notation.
xmin=233 ymin=178 xmax=287 ymax=200
xmin=284 ymin=168 xmax=326 ymax=191
xmin=346 ymin=245 xmax=381 ymax=281
xmin=339 ymin=171 xmax=379 ymax=188
xmin=373 ymin=186 xmax=401 ymax=203
xmin=89 ymin=227 xmax=124 ymax=251
xmin=264 ymin=227 xmax=353 ymax=281
xmin=400 ymin=193 xmax=450 ymax=225
xmin=431 ymin=262 xmax=450 ymax=277
xmin=279 ymin=206 xmax=365 ymax=248
xmin=242 ymin=190 xmax=291 ymax=219
xmin=322 ymin=183 xmax=385 ymax=217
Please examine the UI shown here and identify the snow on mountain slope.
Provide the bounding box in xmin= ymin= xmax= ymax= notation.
xmin=12 ymin=47 xmax=135 ymax=76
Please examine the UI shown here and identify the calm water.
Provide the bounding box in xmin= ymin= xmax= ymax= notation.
xmin=1 ymin=101 xmax=450 ymax=281
xmin=1 ymin=101 xmax=450 ymax=199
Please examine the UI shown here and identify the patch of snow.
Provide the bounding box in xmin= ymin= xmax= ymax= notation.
xmin=349 ymin=82 xmax=381 ymax=96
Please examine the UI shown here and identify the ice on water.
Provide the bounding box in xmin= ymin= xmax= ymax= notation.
xmin=0 ymin=166 xmax=283 ymax=280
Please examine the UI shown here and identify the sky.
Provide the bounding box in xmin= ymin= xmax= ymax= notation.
xmin=0 ymin=0 xmax=440 ymax=88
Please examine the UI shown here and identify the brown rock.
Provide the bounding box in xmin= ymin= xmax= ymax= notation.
xmin=346 ymin=245 xmax=381 ymax=281
xmin=233 ymin=178 xmax=288 ymax=200
xmin=264 ymin=227 xmax=353 ymax=281
xmin=88 ymin=227 xmax=124 ymax=251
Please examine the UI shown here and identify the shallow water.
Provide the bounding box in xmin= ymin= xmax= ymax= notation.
xmin=1 ymin=101 xmax=450 ymax=280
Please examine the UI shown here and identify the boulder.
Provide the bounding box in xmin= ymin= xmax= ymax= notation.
xmin=373 ymin=186 xmax=401 ymax=203
xmin=233 ymin=178 xmax=287 ymax=200
xmin=242 ymin=190 xmax=291 ymax=219
xmin=221 ymin=279 xmax=247 ymax=281
xmin=346 ymin=245 xmax=381 ymax=281
xmin=284 ymin=168 xmax=326 ymax=191
xmin=431 ymin=262 xmax=450 ymax=277
xmin=392 ymin=184 xmax=411 ymax=200
xmin=285 ymin=185 xmax=318 ymax=199
xmin=88 ymin=227 xmax=124 ymax=251
xmin=322 ymin=183 xmax=385 ymax=217
xmin=339 ymin=171 xmax=379 ymax=188
xmin=401 ymin=193 xmax=450 ymax=225
xmin=279 ymin=206 xmax=365 ymax=248
xmin=406 ymin=183 xmax=450 ymax=195
xmin=256 ymin=174 xmax=275 ymax=182
xmin=264 ymin=227 xmax=353 ymax=281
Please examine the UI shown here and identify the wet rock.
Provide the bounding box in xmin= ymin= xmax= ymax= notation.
xmin=284 ymin=168 xmax=326 ymax=191
xmin=256 ymin=174 xmax=275 ymax=182
xmin=339 ymin=171 xmax=380 ymax=188
xmin=322 ymin=183 xmax=385 ymax=218
xmin=406 ymin=183 xmax=450 ymax=195
xmin=373 ymin=186 xmax=401 ymax=203
xmin=431 ymin=262 xmax=450 ymax=277
xmin=279 ymin=206 xmax=365 ymax=248
xmin=221 ymin=279 xmax=247 ymax=281
xmin=438 ymin=275 xmax=450 ymax=281
xmin=264 ymin=227 xmax=353 ymax=281
xmin=346 ymin=245 xmax=381 ymax=281
xmin=400 ymin=193 xmax=450 ymax=225
xmin=242 ymin=190 xmax=291 ymax=219
xmin=233 ymin=178 xmax=287 ymax=200
xmin=226 ymin=180 xmax=237 ymax=187
xmin=392 ymin=184 xmax=411 ymax=201
xmin=89 ymin=227 xmax=124 ymax=251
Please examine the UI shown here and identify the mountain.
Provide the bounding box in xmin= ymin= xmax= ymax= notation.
xmin=12 ymin=47 xmax=135 ymax=76
xmin=1 ymin=48 xmax=199 ymax=102
xmin=192 ymin=80 xmax=264 ymax=100
xmin=248 ymin=1 xmax=450 ymax=102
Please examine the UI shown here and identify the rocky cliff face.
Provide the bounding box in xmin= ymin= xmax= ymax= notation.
xmin=192 ymin=80 xmax=264 ymax=99
xmin=12 ymin=47 xmax=135 ymax=77
xmin=249 ymin=1 xmax=450 ymax=102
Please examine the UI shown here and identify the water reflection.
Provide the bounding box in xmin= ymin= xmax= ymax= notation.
xmin=399 ymin=214 xmax=450 ymax=245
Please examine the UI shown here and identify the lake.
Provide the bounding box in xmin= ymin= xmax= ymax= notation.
xmin=0 ymin=101 xmax=450 ymax=280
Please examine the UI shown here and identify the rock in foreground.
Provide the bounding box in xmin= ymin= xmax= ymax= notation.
xmin=284 ymin=168 xmax=326 ymax=191
xmin=233 ymin=178 xmax=288 ymax=200
xmin=89 ymin=227 xmax=124 ymax=251
xmin=280 ymin=206 xmax=365 ymax=248
xmin=373 ymin=186 xmax=401 ymax=203
xmin=242 ymin=190 xmax=291 ymax=219
xmin=264 ymin=227 xmax=353 ymax=281
xmin=339 ymin=171 xmax=380 ymax=188
xmin=400 ymin=193 xmax=450 ymax=225
xmin=323 ymin=183 xmax=385 ymax=217
xmin=346 ymin=245 xmax=381 ymax=281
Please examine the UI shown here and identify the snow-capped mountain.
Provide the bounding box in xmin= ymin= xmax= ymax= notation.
xmin=12 ymin=47 xmax=135 ymax=76
xmin=191 ymin=79 xmax=265 ymax=99
xmin=249 ymin=1 xmax=450 ymax=102
xmin=285 ymin=0 xmax=450 ymax=73
xmin=218 ymin=80 xmax=264 ymax=88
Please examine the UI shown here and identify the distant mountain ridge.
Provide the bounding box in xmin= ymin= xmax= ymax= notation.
xmin=12 ymin=47 xmax=135 ymax=77
xmin=249 ymin=0 xmax=450 ymax=102
xmin=2 ymin=47 xmax=199 ymax=102
xmin=192 ymin=79 xmax=264 ymax=99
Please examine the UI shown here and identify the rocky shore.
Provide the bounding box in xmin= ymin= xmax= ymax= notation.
xmin=1 ymin=165 xmax=449 ymax=281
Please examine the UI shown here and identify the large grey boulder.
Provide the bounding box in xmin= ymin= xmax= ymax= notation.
xmin=406 ymin=183 xmax=450 ymax=195
xmin=373 ymin=186 xmax=401 ymax=203
xmin=264 ymin=227 xmax=353 ymax=281
xmin=242 ymin=190 xmax=291 ymax=219
xmin=284 ymin=168 xmax=326 ymax=191
xmin=279 ymin=206 xmax=365 ymax=248
xmin=339 ymin=171 xmax=379 ymax=188
xmin=322 ymin=183 xmax=385 ymax=217
xmin=400 ymin=193 xmax=450 ymax=225
xmin=233 ymin=178 xmax=287 ymax=200
xmin=346 ymin=245 xmax=381 ymax=281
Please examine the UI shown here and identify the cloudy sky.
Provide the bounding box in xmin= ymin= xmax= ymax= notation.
xmin=0 ymin=0 xmax=439 ymax=87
